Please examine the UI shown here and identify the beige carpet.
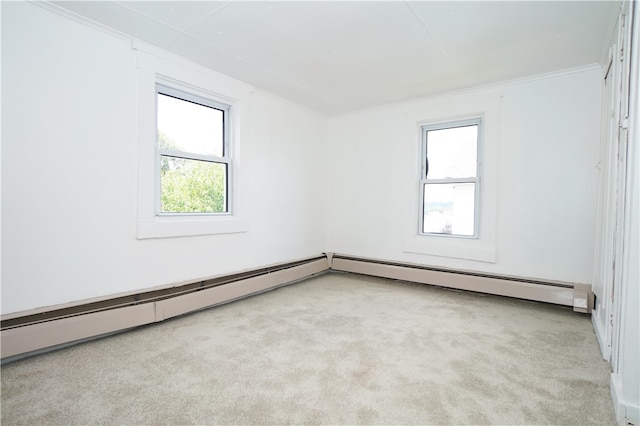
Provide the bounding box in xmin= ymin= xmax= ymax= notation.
xmin=1 ymin=273 xmax=615 ymax=425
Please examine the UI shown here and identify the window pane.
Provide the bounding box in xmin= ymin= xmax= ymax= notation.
xmin=157 ymin=93 xmax=224 ymax=157
xmin=160 ymin=156 xmax=227 ymax=213
xmin=423 ymin=183 xmax=475 ymax=236
xmin=426 ymin=125 xmax=477 ymax=179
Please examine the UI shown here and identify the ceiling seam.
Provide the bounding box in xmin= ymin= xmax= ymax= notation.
xmin=402 ymin=1 xmax=460 ymax=73
xmin=162 ymin=0 xmax=237 ymax=48
xmin=113 ymin=0 xmax=235 ymax=47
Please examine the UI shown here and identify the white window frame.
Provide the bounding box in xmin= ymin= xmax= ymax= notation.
xmin=401 ymin=94 xmax=498 ymax=264
xmin=419 ymin=117 xmax=482 ymax=239
xmin=155 ymin=83 xmax=233 ymax=216
xmin=135 ymin=45 xmax=247 ymax=239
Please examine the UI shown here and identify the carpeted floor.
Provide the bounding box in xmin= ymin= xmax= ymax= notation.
xmin=0 ymin=273 xmax=615 ymax=425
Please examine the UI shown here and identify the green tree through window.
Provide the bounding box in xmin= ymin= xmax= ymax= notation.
xmin=159 ymin=131 xmax=226 ymax=213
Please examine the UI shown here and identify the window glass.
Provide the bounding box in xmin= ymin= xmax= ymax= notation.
xmin=157 ymin=93 xmax=224 ymax=157
xmin=423 ymin=183 xmax=476 ymax=236
xmin=160 ymin=157 xmax=227 ymax=213
xmin=426 ymin=125 xmax=477 ymax=179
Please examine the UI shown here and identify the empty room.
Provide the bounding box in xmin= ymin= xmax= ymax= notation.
xmin=1 ymin=1 xmax=638 ymax=425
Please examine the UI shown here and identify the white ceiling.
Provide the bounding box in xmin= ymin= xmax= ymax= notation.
xmin=50 ymin=1 xmax=618 ymax=114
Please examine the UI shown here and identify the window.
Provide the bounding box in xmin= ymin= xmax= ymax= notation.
xmin=156 ymin=84 xmax=231 ymax=215
xmin=136 ymin=47 xmax=246 ymax=239
xmin=420 ymin=118 xmax=481 ymax=237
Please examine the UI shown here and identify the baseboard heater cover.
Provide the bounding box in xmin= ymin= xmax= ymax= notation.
xmin=1 ymin=256 xmax=329 ymax=359
xmin=329 ymin=254 xmax=592 ymax=313
xmin=1 ymin=253 xmax=592 ymax=360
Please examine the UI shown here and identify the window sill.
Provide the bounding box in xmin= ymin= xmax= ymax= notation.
xmin=402 ymin=236 xmax=496 ymax=263
xmin=137 ymin=216 xmax=247 ymax=239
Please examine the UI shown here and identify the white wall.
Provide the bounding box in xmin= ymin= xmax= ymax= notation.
xmin=617 ymin=3 xmax=640 ymax=417
xmin=590 ymin=2 xmax=639 ymax=422
xmin=0 ymin=2 xmax=610 ymax=307
xmin=610 ymin=2 xmax=639 ymax=422
xmin=1 ymin=3 xmax=327 ymax=314
xmin=327 ymin=67 xmax=602 ymax=284
xmin=614 ymin=120 xmax=639 ymax=422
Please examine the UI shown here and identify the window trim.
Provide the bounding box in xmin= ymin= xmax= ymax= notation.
xmin=135 ymin=47 xmax=247 ymax=239
xmin=400 ymin=94 xmax=498 ymax=264
xmin=419 ymin=117 xmax=483 ymax=239
xmin=155 ymin=83 xmax=232 ymax=216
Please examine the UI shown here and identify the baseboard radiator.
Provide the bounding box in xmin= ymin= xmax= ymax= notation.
xmin=328 ymin=253 xmax=592 ymax=314
xmin=1 ymin=256 xmax=330 ymax=360
xmin=1 ymin=253 xmax=593 ymax=361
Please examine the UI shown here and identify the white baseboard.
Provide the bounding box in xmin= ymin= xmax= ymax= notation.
xmin=592 ymin=310 xmax=612 ymax=361
xmin=611 ymin=373 xmax=640 ymax=425
xmin=330 ymin=254 xmax=590 ymax=311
